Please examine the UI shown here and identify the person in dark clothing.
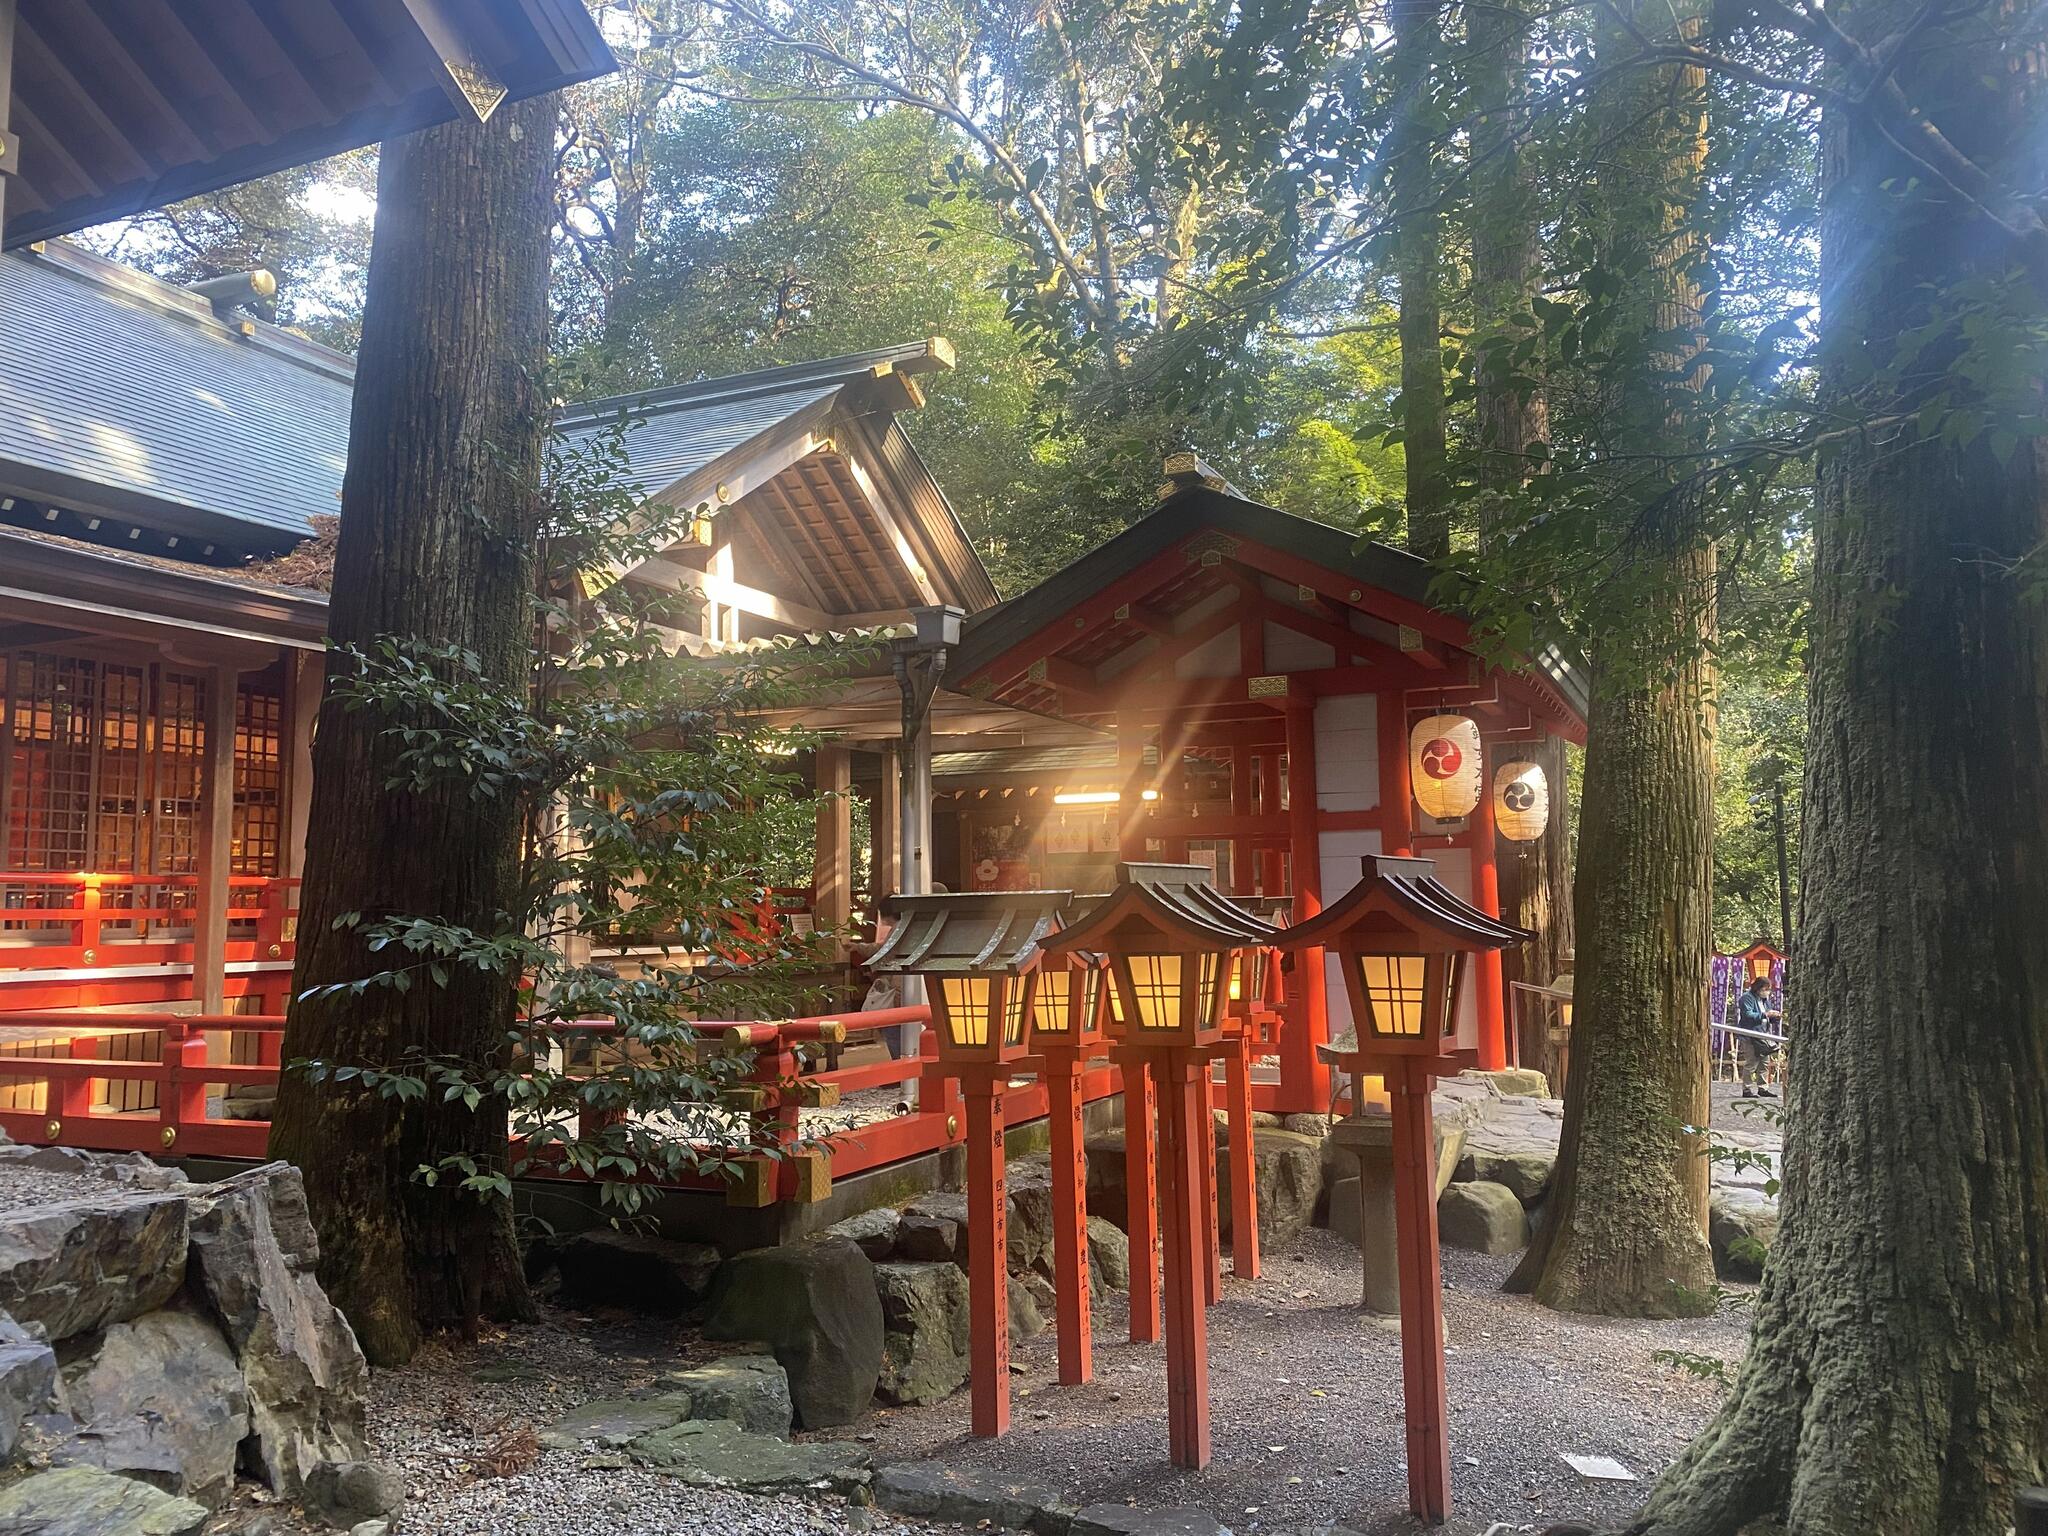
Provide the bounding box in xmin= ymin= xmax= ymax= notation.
xmin=1735 ymin=975 xmax=1782 ymax=1097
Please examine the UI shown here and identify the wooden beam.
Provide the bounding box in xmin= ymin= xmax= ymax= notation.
xmin=626 ymin=556 xmax=834 ymax=634
xmin=972 ymin=545 xmax=1207 ymax=690
xmin=812 ymin=745 xmax=853 ymax=948
xmin=836 ymin=442 xmax=943 ymax=607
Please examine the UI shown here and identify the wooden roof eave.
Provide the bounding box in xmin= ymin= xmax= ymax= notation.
xmin=1273 ymin=858 xmax=1529 ymax=954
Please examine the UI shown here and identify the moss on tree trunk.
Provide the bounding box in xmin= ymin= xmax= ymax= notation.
xmin=268 ymin=95 xmax=557 ymax=1366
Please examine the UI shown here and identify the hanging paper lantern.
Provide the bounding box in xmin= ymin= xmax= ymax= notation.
xmin=1409 ymin=713 xmax=1482 ymax=819
xmin=1493 ymin=759 xmax=1550 ymax=842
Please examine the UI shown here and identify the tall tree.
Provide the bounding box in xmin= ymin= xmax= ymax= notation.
xmin=1389 ymin=0 xmax=1450 ymax=559
xmin=1464 ymin=0 xmax=1574 ymax=1052
xmin=1621 ymin=0 xmax=2048 ymax=1525
xmin=1506 ymin=0 xmax=1718 ymax=1315
xmin=268 ymin=95 xmax=559 ymax=1364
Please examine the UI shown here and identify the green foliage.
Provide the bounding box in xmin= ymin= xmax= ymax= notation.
xmin=293 ymin=420 xmax=873 ymax=1214
xmin=1653 ymin=1347 xmax=1734 ymax=1391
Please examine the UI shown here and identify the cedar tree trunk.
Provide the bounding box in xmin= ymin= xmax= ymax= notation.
xmin=269 ymin=96 xmax=557 ymax=1365
xmin=1506 ymin=4 xmax=1717 ymax=1314
xmin=1617 ymin=3 xmax=2048 ymax=1528
xmin=1390 ymin=0 xmax=1449 ymax=560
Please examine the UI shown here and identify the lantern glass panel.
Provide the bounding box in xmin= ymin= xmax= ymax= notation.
xmin=1357 ymin=953 xmax=1428 ymax=1038
xmin=1195 ymin=950 xmax=1223 ymax=1027
xmin=939 ymin=975 xmax=993 ymax=1047
xmin=1003 ymin=975 xmax=1032 ymax=1048
xmin=1128 ymin=952 xmax=1183 ymax=1032
xmin=1438 ymin=952 xmax=1466 ymax=1037
xmin=1037 ymin=965 xmax=1100 ymax=1036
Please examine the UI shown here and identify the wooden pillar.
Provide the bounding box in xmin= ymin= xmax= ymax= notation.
xmin=191 ymin=664 xmax=241 ymax=1015
xmin=1230 ymin=748 xmax=1254 ymax=894
xmin=1390 ymin=1058 xmax=1452 ymax=1521
xmin=1283 ymin=701 xmax=1329 ymax=1110
xmin=1470 ymin=759 xmax=1507 ymax=1071
xmin=1199 ymin=1067 xmax=1221 ymax=1305
xmin=1377 ymin=690 xmax=1413 ymax=856
xmin=1117 ymin=1046 xmax=1161 ymax=1343
xmin=285 ymin=651 xmax=321 ymax=879
xmin=1117 ymin=712 xmax=1151 ymax=859
xmin=900 ymin=710 xmax=933 ymax=1068
xmin=1046 ymin=1051 xmax=1094 ymax=1385
xmin=874 ymin=743 xmax=902 ymax=900
xmin=1223 ymin=1033 xmax=1260 ymax=1279
xmin=1158 ymin=1049 xmax=1212 ymax=1470
xmin=812 ymin=743 xmax=853 ymax=938
xmin=964 ymin=1073 xmax=1010 ymax=1437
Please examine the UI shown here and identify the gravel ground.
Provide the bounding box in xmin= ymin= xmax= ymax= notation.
xmin=0 ymin=1162 xmax=134 ymax=1209
xmin=867 ymin=1234 xmax=1752 ymax=1536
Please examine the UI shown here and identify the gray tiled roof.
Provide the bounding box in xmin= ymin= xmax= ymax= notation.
xmin=556 ymin=382 xmax=840 ymax=502
xmin=0 ymin=247 xmax=353 ymax=547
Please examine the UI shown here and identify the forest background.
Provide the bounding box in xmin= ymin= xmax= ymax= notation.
xmin=80 ymin=0 xmax=1813 ymax=953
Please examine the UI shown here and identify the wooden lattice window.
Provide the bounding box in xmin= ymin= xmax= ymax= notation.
xmin=2 ymin=651 xmax=98 ymax=871
xmin=234 ymin=676 xmax=284 ymax=877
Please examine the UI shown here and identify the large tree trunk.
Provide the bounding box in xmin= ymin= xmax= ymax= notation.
xmin=1505 ymin=3 xmax=1717 ymax=1314
xmin=269 ymin=96 xmax=557 ymax=1366
xmin=1466 ymin=0 xmax=1574 ymax=1058
xmin=1617 ymin=4 xmax=2048 ymax=1528
xmin=1390 ymin=0 xmax=1449 ymax=560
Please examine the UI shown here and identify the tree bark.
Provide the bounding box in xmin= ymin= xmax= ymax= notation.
xmin=1505 ymin=2 xmax=1717 ymax=1315
xmin=269 ymin=95 xmax=557 ymax=1365
xmin=1390 ymin=0 xmax=1449 ymax=561
xmin=1620 ymin=2 xmax=2048 ymax=1527
xmin=1466 ymin=0 xmax=1574 ymax=1056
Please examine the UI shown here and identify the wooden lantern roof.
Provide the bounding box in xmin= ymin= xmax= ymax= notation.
xmin=1043 ymin=863 xmax=1278 ymax=957
xmin=4 ymin=0 xmax=616 ymax=250
xmin=870 ymin=890 xmax=1075 ymax=977
xmin=1273 ymin=856 xmax=1528 ymax=954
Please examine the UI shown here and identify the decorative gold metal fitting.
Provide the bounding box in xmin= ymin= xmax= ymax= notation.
xmin=45 ymin=1119 xmax=61 ymax=1140
xmin=160 ymin=1127 xmax=178 ymax=1149
xmin=81 ymin=948 xmax=95 ymax=963
xmin=267 ymin=943 xmax=283 ymax=959
xmin=946 ymin=1114 xmax=960 ymax=1138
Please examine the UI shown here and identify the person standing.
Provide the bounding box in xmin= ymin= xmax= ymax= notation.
xmin=1735 ymin=975 xmax=1782 ymax=1097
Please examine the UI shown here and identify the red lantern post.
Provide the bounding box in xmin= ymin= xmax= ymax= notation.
xmin=1028 ymin=954 xmax=1108 ymax=1385
xmin=869 ymin=889 xmax=1071 ymax=1439
xmin=1274 ymin=855 xmax=1525 ymax=1523
xmin=1044 ymin=864 xmax=1277 ymax=1470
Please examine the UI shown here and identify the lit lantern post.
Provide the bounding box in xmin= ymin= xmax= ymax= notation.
xmin=1044 ymin=864 xmax=1276 ymax=1470
xmin=1221 ymin=907 xmax=1287 ymax=1285
xmin=1274 ymin=855 xmax=1524 ymax=1524
xmin=1028 ymin=949 xmax=1108 ymax=1386
xmin=869 ymin=889 xmax=1072 ymax=1439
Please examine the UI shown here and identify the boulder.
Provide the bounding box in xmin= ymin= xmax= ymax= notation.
xmin=1325 ymin=1174 xmax=1363 ymax=1247
xmin=871 ymin=1262 xmax=969 ymax=1407
xmin=58 ymin=1303 xmax=248 ymax=1506
xmin=1437 ymin=1181 xmax=1530 ymax=1254
xmin=1455 ymin=1147 xmax=1556 ymax=1204
xmin=1083 ymin=1132 xmax=1137 ymax=1232
xmin=1086 ymin=1217 xmax=1130 ymax=1293
xmin=664 ymin=1354 xmax=793 ymax=1436
xmin=1003 ymin=1159 xmax=1056 ymax=1274
xmin=185 ymin=1163 xmax=368 ymax=1494
xmin=0 ymin=1310 xmax=65 ymax=1460
xmin=821 ymin=1207 xmax=902 ymax=1261
xmin=1007 ymin=1271 xmax=1047 ymax=1339
xmin=0 ymin=1466 xmax=207 ymax=1536
xmin=540 ymin=1394 xmax=691 ymax=1451
xmin=1709 ymin=1187 xmax=1780 ymax=1280
xmin=898 ymin=1211 xmax=962 ymax=1265
xmin=875 ymin=1462 xmax=1071 ymax=1532
xmin=701 ymin=1236 xmax=884 ymax=1429
xmin=1216 ymin=1128 xmax=1325 ymax=1252
xmin=1016 ymin=1268 xmax=1058 ymax=1322
xmin=1280 ymin=1114 xmax=1331 ymax=1139
xmin=300 ymin=1459 xmax=405 ymax=1531
xmin=0 ymin=1193 xmax=188 ymax=1341
xmin=625 ymin=1416 xmax=871 ymax=1493
xmin=552 ymin=1229 xmax=722 ymax=1316
xmin=1072 ymin=1504 xmax=1234 ymax=1536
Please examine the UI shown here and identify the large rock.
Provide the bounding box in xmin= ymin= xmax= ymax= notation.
xmin=0 ymin=1310 xmax=65 ymax=1459
xmin=1087 ymin=1217 xmax=1130 ymax=1293
xmin=821 ymin=1207 xmax=902 ymax=1261
xmin=1437 ymin=1181 xmax=1530 ymax=1254
xmin=1455 ymin=1147 xmax=1556 ymax=1204
xmin=541 ymin=1394 xmax=691 ymax=1450
xmin=899 ymin=1194 xmax=965 ymax=1265
xmin=701 ymin=1236 xmax=884 ymax=1429
xmin=1216 ymin=1128 xmax=1325 ymax=1252
xmin=625 ymin=1416 xmax=871 ymax=1493
xmin=0 ymin=1193 xmax=188 ymax=1342
xmin=0 ymin=1466 xmax=207 ymax=1536
xmin=1084 ymin=1131 xmax=1137 ymax=1232
xmin=300 ymin=1459 xmax=405 ymax=1530
xmin=552 ymin=1229 xmax=722 ymax=1316
xmin=1004 ymin=1158 xmax=1056 ymax=1273
xmin=1072 ymin=1504 xmax=1234 ymax=1535
xmin=665 ymin=1354 xmax=792 ymax=1436
xmin=57 ymin=1304 xmax=249 ymax=1505
xmin=875 ymin=1462 xmax=1071 ymax=1532
xmin=872 ymin=1262 xmax=969 ymax=1407
xmin=1709 ymin=1187 xmax=1781 ymax=1280
xmin=1007 ymin=1271 xmax=1046 ymax=1340
xmin=185 ymin=1163 xmax=368 ymax=1494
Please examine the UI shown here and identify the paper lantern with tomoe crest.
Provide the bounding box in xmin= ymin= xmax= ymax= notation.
xmin=1409 ymin=714 xmax=1482 ymax=820
xmin=1493 ymin=759 xmax=1550 ymax=842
